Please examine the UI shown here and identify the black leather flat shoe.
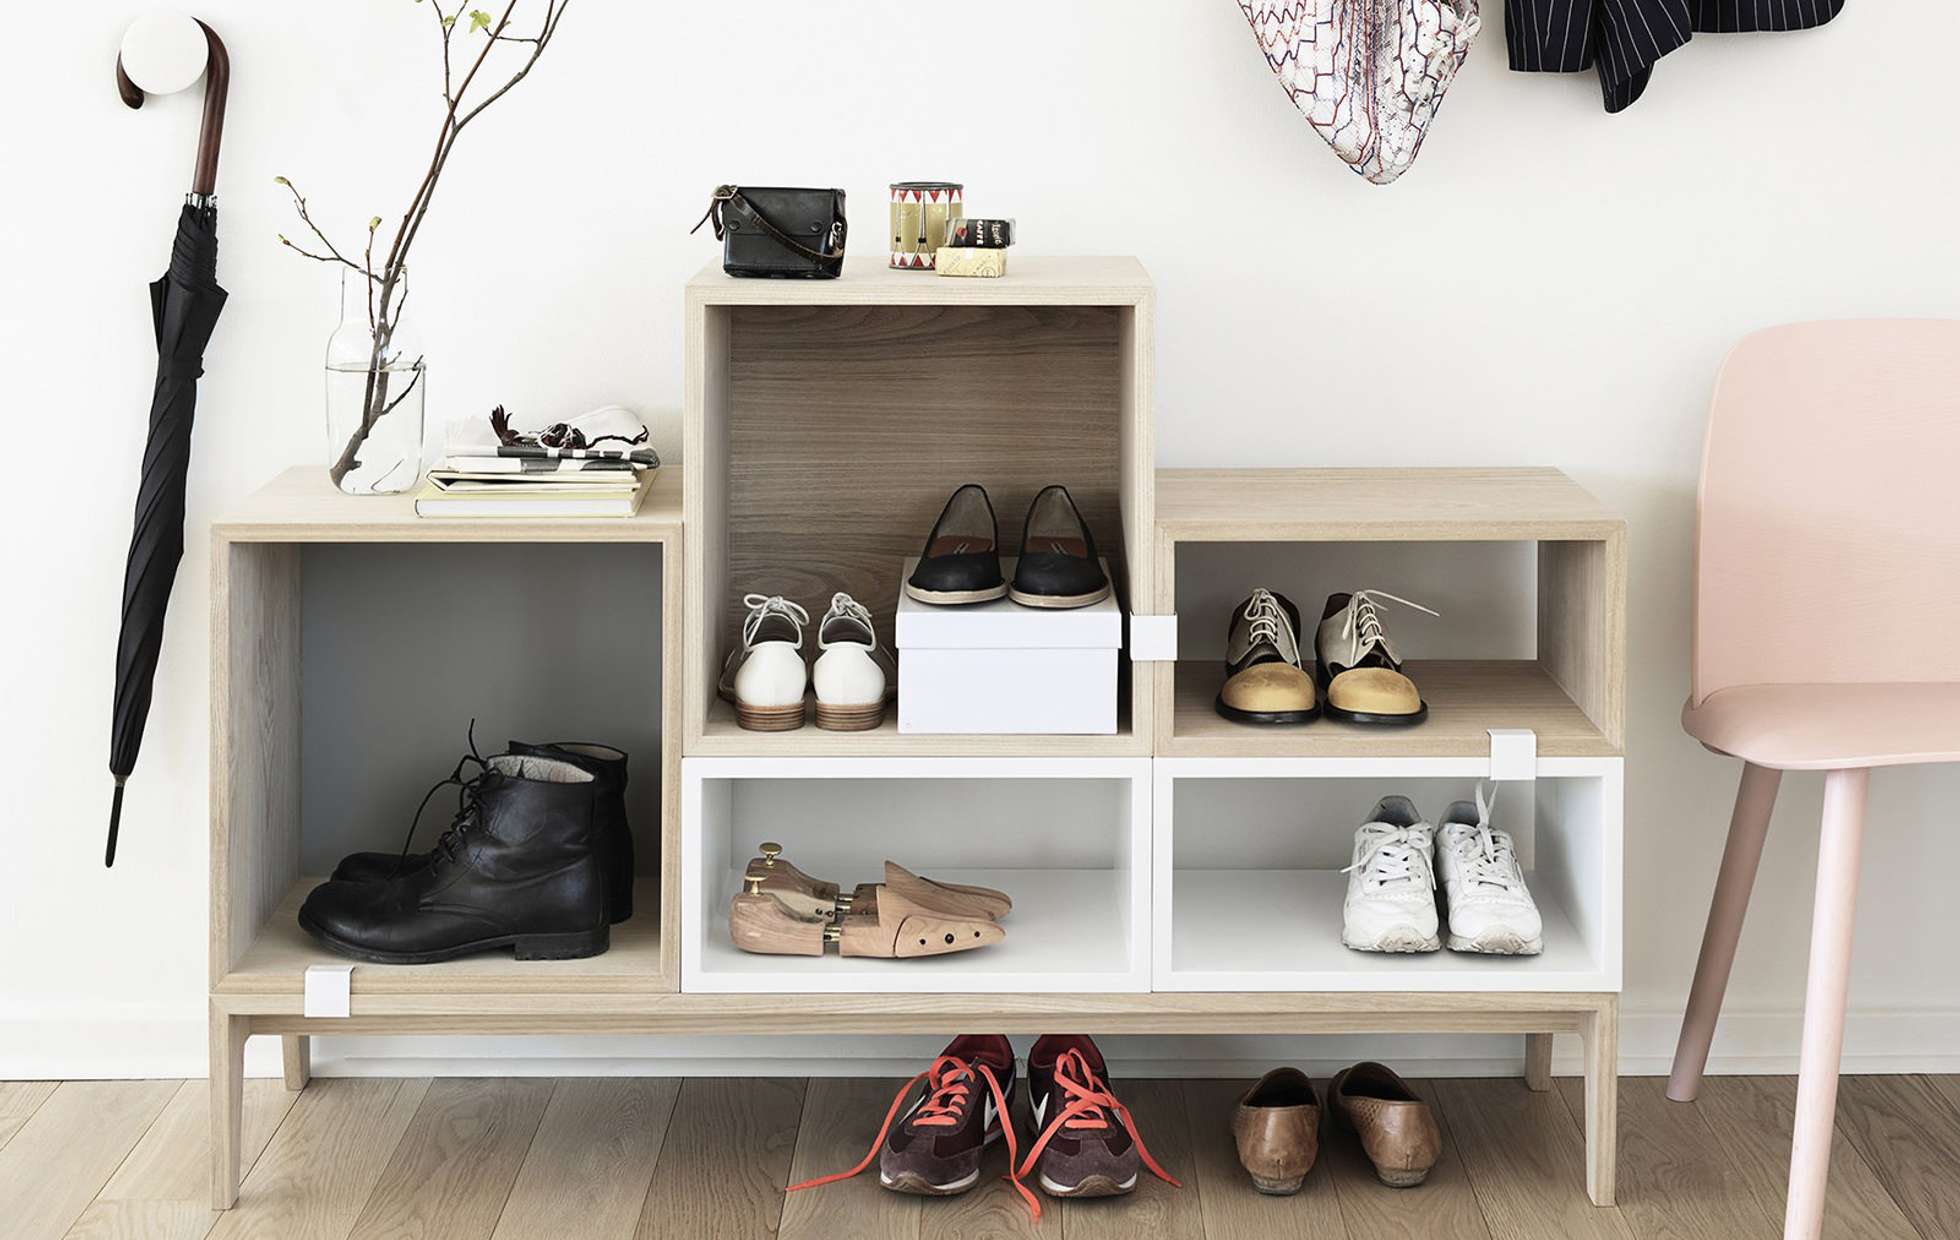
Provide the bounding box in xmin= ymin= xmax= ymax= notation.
xmin=906 ymin=484 xmax=1008 ymax=605
xmin=1009 ymin=485 xmax=1110 ymax=609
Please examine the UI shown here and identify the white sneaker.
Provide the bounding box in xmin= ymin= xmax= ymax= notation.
xmin=1436 ymin=785 xmax=1543 ymax=955
xmin=1340 ymin=796 xmax=1440 ymax=953
xmin=812 ymin=592 xmax=894 ymax=731
xmin=720 ymin=594 xmax=810 ymax=731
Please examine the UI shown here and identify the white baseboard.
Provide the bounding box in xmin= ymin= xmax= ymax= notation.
xmin=7 ymin=1005 xmax=1960 ymax=1080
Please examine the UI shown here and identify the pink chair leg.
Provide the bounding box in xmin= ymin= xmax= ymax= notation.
xmin=1667 ymin=761 xmax=1783 ymax=1101
xmin=1783 ymin=767 xmax=1869 ymax=1240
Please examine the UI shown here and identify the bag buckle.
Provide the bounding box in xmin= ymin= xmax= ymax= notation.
xmin=691 ymin=185 xmax=740 ymax=240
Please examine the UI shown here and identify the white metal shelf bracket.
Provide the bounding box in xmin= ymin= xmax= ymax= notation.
xmin=1129 ymin=614 xmax=1177 ymax=662
xmin=1487 ymin=728 xmax=1537 ymax=781
xmin=303 ymin=963 xmax=354 ymax=1018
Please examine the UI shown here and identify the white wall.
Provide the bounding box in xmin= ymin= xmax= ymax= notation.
xmin=4 ymin=0 xmax=1957 ymax=1079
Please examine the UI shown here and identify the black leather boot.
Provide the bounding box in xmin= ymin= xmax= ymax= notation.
xmin=299 ymin=754 xmax=609 ymax=963
xmin=332 ymin=739 xmax=636 ymax=924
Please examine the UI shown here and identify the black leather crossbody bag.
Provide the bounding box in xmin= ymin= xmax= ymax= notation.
xmin=692 ymin=185 xmax=847 ymax=278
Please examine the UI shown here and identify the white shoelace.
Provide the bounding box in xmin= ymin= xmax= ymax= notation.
xmin=1447 ymin=783 xmax=1527 ymax=895
xmin=818 ymin=592 xmax=876 ymax=651
xmin=1342 ymin=823 xmax=1435 ymax=891
xmin=741 ymin=593 xmax=809 ymax=648
xmin=1240 ymin=588 xmax=1299 ymax=662
xmin=1340 ymin=589 xmax=1440 ymax=657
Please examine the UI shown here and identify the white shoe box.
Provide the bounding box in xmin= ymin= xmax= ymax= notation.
xmin=895 ymin=558 xmax=1120 ymax=734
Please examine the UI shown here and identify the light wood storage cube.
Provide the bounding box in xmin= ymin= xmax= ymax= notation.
xmin=682 ymin=757 xmax=1152 ymax=993
xmin=1154 ymin=468 xmax=1626 ymax=758
xmin=204 ymin=467 xmax=681 ymax=1206
xmin=683 ymin=258 xmax=1155 ymax=754
xmin=1154 ymin=758 xmax=1622 ymax=992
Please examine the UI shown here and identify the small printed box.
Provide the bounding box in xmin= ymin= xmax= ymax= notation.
xmin=896 ymin=558 xmax=1119 ymax=734
xmin=934 ymin=247 xmax=1007 ymax=278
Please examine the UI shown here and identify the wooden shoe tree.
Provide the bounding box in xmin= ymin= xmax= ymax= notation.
xmin=729 ymin=871 xmax=829 ymax=956
xmin=844 ymin=862 xmax=1012 ymax=922
xmin=838 ymin=883 xmax=1005 ymax=958
xmin=729 ymin=868 xmax=1004 ymax=959
xmin=743 ymin=844 xmax=1010 ymax=920
xmin=882 ymin=861 xmax=1011 ymax=919
xmin=745 ymin=842 xmax=845 ymax=919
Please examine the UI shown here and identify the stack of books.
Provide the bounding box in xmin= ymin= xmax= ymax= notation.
xmin=413 ymin=406 xmax=662 ymax=518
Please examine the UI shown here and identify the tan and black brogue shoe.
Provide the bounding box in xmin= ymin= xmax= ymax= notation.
xmin=1314 ymin=590 xmax=1436 ymax=725
xmin=1216 ymin=588 xmax=1320 ymax=724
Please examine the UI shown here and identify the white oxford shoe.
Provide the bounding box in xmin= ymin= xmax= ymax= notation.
xmin=1436 ymin=785 xmax=1543 ymax=955
xmin=1340 ymin=796 xmax=1441 ymax=953
xmin=721 ymin=594 xmax=811 ymax=731
xmin=812 ymin=592 xmax=893 ymax=731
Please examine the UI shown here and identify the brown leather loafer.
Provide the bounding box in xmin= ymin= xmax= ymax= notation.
xmin=1231 ymin=1067 xmax=1320 ymax=1194
xmin=1328 ymin=1062 xmax=1442 ymax=1187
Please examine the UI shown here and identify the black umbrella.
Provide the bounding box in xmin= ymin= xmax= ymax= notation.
xmin=106 ymin=20 xmax=230 ymax=867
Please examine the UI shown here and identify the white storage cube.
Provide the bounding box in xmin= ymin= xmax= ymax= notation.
xmin=895 ymin=558 xmax=1121 ymax=735
xmin=1153 ymin=756 xmax=1623 ymax=993
xmin=681 ymin=756 xmax=1153 ymax=994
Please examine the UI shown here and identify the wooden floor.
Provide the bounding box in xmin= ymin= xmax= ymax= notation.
xmin=2 ymin=1073 xmax=1957 ymax=1239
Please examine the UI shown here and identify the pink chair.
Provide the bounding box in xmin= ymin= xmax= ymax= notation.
xmin=1667 ymin=320 xmax=1960 ymax=1240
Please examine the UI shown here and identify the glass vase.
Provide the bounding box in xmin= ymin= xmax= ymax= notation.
xmin=324 ymin=268 xmax=426 ymax=495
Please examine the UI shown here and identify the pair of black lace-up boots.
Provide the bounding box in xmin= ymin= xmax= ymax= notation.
xmin=298 ymin=737 xmax=634 ymax=964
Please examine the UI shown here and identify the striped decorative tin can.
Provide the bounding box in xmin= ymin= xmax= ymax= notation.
xmin=889 ymin=182 xmax=963 ymax=269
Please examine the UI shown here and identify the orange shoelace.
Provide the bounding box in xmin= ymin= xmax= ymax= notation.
xmin=785 ymin=1055 xmax=1031 ymax=1214
xmin=1015 ymin=1047 xmax=1182 ymax=1213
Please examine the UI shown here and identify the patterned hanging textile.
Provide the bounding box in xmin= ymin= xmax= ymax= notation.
xmin=1237 ymin=0 xmax=1483 ymax=186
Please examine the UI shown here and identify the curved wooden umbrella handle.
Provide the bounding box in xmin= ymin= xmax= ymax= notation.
xmin=116 ymin=17 xmax=229 ymax=198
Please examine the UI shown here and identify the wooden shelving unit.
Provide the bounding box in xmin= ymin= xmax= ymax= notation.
xmin=204 ymin=466 xmax=683 ymax=1205
xmin=206 ymin=261 xmax=1625 ymax=1215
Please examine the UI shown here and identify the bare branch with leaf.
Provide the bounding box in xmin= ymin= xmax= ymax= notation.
xmin=277 ymin=0 xmax=570 ymax=486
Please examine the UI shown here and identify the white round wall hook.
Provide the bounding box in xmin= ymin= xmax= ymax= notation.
xmin=118 ymin=11 xmax=209 ymax=98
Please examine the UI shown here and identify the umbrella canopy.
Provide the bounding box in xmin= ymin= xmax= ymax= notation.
xmin=106 ymin=200 xmax=227 ymax=866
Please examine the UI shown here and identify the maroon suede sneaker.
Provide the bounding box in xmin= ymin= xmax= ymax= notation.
xmin=787 ymin=1034 xmax=1018 ymax=1199
xmin=1020 ymin=1034 xmax=1181 ymax=1200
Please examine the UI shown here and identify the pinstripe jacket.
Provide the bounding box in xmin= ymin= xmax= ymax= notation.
xmin=1508 ymin=0 xmax=1845 ymax=112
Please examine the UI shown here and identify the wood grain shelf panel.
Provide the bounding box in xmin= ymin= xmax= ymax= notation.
xmin=1155 ymin=467 xmax=1622 ymax=542
xmin=693 ymin=695 xmax=1147 ymax=757
xmin=213 ymin=465 xmax=682 ymax=542
xmin=1168 ymin=659 xmax=1617 ymax=758
xmin=688 ymin=256 xmax=1152 ymax=307
xmin=234 ymin=989 xmax=1612 ymax=1031
xmin=216 ymin=879 xmax=668 ymax=999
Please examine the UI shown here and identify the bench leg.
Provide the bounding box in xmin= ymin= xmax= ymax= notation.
xmin=1582 ymin=998 xmax=1618 ymax=1206
xmin=282 ymin=1035 xmax=311 ymax=1091
xmin=1524 ymin=1033 xmax=1553 ymax=1091
xmin=210 ymin=1004 xmax=248 ymax=1210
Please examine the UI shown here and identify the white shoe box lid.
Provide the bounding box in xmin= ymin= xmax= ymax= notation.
xmin=895 ymin=558 xmax=1121 ymax=649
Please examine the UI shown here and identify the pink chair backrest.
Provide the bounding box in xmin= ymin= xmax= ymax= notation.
xmin=1693 ymin=320 xmax=1960 ymax=707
